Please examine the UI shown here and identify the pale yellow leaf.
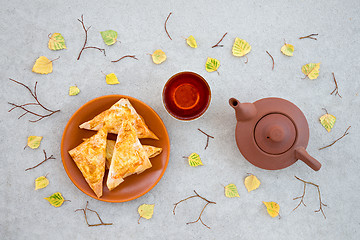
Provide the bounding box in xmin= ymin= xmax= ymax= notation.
xmin=35 ymin=176 xmax=49 ymax=190
xmin=27 ymin=136 xmax=43 ymax=149
xmin=302 ymin=63 xmax=320 ymax=80
xmin=281 ymin=43 xmax=294 ymax=56
xmin=188 ymin=153 xmax=203 ymax=167
xmin=224 ymin=184 xmax=240 ymax=198
xmin=319 ymin=114 xmax=336 ymax=132
xmin=244 ymin=175 xmax=261 ymax=192
xmin=32 ymin=56 xmax=53 ymax=74
xmin=138 ymin=204 xmax=154 ymax=222
xmin=263 ymin=201 xmax=280 ymax=218
xmin=186 ymin=35 xmax=197 ymax=48
xmin=205 ymin=57 xmax=220 ymax=73
xmin=151 ymin=49 xmax=167 ymax=64
xmin=232 ymin=38 xmax=251 ymax=57
xmin=44 ymin=192 xmax=65 ymax=207
xmin=106 ymin=73 xmax=119 ymax=85
xmin=69 ymin=86 xmax=80 ymax=96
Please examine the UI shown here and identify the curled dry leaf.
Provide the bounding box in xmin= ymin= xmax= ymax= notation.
xmin=188 ymin=153 xmax=203 ymax=167
xmin=138 ymin=204 xmax=154 ymax=223
xmin=281 ymin=43 xmax=294 ymax=56
xmin=69 ymin=86 xmax=80 ymax=96
xmin=44 ymin=192 xmax=65 ymax=207
xmin=244 ymin=174 xmax=261 ymax=192
xmin=186 ymin=35 xmax=197 ymax=48
xmin=35 ymin=176 xmax=49 ymax=190
xmin=232 ymin=38 xmax=251 ymax=57
xmin=48 ymin=33 xmax=66 ymax=50
xmin=224 ymin=184 xmax=240 ymax=198
xmin=302 ymin=63 xmax=320 ymax=80
xmin=151 ymin=49 xmax=167 ymax=64
xmin=320 ymin=114 xmax=336 ymax=132
xmin=32 ymin=56 xmax=53 ymax=74
xmin=106 ymin=73 xmax=120 ymax=85
xmin=27 ymin=136 xmax=43 ymax=149
xmin=100 ymin=30 xmax=118 ymax=46
xmin=205 ymin=57 xmax=220 ymax=73
xmin=263 ymin=201 xmax=280 ymax=218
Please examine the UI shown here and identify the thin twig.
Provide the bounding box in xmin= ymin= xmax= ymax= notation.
xmin=164 ymin=12 xmax=173 ymax=40
xmin=77 ymin=15 xmax=105 ymax=60
xmin=319 ymin=126 xmax=351 ymax=150
xmin=25 ymin=150 xmax=55 ymax=171
xmin=111 ymin=55 xmax=138 ymax=63
xmin=211 ymin=32 xmax=228 ymax=48
xmin=299 ymin=33 xmax=318 ymax=40
xmin=75 ymin=201 xmax=113 ymax=227
xmin=266 ymin=51 xmax=274 ymax=70
xmin=293 ymin=176 xmax=327 ymax=219
xmin=197 ymin=128 xmax=214 ymax=150
xmin=330 ymin=73 xmax=342 ymax=98
xmin=173 ymin=190 xmax=216 ymax=229
xmin=8 ymin=79 xmax=60 ymax=122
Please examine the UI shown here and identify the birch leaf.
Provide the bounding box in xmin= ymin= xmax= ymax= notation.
xmin=106 ymin=73 xmax=119 ymax=85
xmin=188 ymin=153 xmax=203 ymax=167
xmin=32 ymin=56 xmax=53 ymax=74
xmin=302 ymin=63 xmax=320 ymax=79
xmin=44 ymin=192 xmax=65 ymax=207
xmin=281 ymin=43 xmax=294 ymax=56
xmin=48 ymin=33 xmax=66 ymax=50
xmin=69 ymin=86 xmax=80 ymax=96
xmin=263 ymin=201 xmax=280 ymax=218
xmin=205 ymin=57 xmax=220 ymax=73
xmin=232 ymin=38 xmax=251 ymax=57
xmin=35 ymin=176 xmax=49 ymax=190
xmin=244 ymin=174 xmax=261 ymax=192
xmin=224 ymin=184 xmax=240 ymax=198
xmin=27 ymin=136 xmax=43 ymax=149
xmin=320 ymin=114 xmax=336 ymax=132
xmin=186 ymin=35 xmax=197 ymax=48
xmin=100 ymin=30 xmax=118 ymax=46
xmin=138 ymin=204 xmax=154 ymax=222
xmin=151 ymin=49 xmax=167 ymax=64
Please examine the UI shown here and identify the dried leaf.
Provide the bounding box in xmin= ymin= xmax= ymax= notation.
xmin=186 ymin=35 xmax=197 ymax=48
xmin=224 ymin=184 xmax=240 ymax=198
xmin=69 ymin=86 xmax=80 ymax=96
xmin=188 ymin=153 xmax=203 ymax=167
xmin=48 ymin=33 xmax=66 ymax=50
xmin=302 ymin=63 xmax=320 ymax=80
xmin=35 ymin=176 xmax=49 ymax=190
xmin=100 ymin=30 xmax=118 ymax=46
xmin=106 ymin=73 xmax=119 ymax=85
xmin=44 ymin=192 xmax=65 ymax=207
xmin=27 ymin=136 xmax=43 ymax=149
xmin=205 ymin=57 xmax=220 ymax=73
xmin=320 ymin=114 xmax=336 ymax=132
xmin=151 ymin=49 xmax=167 ymax=64
xmin=232 ymin=38 xmax=251 ymax=57
xmin=244 ymin=174 xmax=261 ymax=192
xmin=32 ymin=56 xmax=53 ymax=74
xmin=138 ymin=204 xmax=154 ymax=220
xmin=281 ymin=43 xmax=294 ymax=56
xmin=263 ymin=201 xmax=280 ymax=218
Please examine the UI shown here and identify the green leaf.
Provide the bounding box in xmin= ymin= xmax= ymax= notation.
xmin=224 ymin=184 xmax=240 ymax=198
xmin=48 ymin=33 xmax=66 ymax=50
xmin=188 ymin=153 xmax=203 ymax=167
xmin=44 ymin=192 xmax=65 ymax=207
xmin=232 ymin=38 xmax=251 ymax=57
xmin=302 ymin=63 xmax=320 ymax=79
xmin=205 ymin=57 xmax=220 ymax=73
xmin=281 ymin=43 xmax=294 ymax=56
xmin=27 ymin=136 xmax=43 ymax=149
xmin=69 ymin=86 xmax=80 ymax=96
xmin=35 ymin=176 xmax=49 ymax=190
xmin=320 ymin=114 xmax=336 ymax=132
xmin=100 ymin=30 xmax=118 ymax=46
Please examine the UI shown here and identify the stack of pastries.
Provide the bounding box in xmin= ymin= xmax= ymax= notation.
xmin=68 ymin=98 xmax=162 ymax=198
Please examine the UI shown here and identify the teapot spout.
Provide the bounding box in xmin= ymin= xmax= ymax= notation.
xmin=229 ymin=98 xmax=257 ymax=122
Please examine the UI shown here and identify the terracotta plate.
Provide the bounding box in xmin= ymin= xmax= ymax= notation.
xmin=61 ymin=95 xmax=170 ymax=202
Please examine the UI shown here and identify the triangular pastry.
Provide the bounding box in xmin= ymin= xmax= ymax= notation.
xmin=107 ymin=120 xmax=152 ymax=191
xmin=68 ymin=125 xmax=108 ymax=198
xmin=105 ymin=139 xmax=162 ymax=169
xmin=79 ymin=98 xmax=158 ymax=140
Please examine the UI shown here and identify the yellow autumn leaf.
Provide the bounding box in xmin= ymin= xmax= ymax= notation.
xmin=106 ymin=73 xmax=120 ymax=85
xmin=302 ymin=63 xmax=320 ymax=79
xmin=186 ymin=35 xmax=197 ymax=48
xmin=138 ymin=204 xmax=154 ymax=223
xmin=263 ymin=201 xmax=280 ymax=218
xmin=281 ymin=43 xmax=294 ymax=56
xmin=27 ymin=136 xmax=42 ymax=149
xmin=244 ymin=174 xmax=261 ymax=192
xmin=188 ymin=153 xmax=203 ymax=167
xmin=35 ymin=176 xmax=49 ymax=190
xmin=32 ymin=56 xmax=53 ymax=74
xmin=44 ymin=192 xmax=65 ymax=207
xmin=48 ymin=33 xmax=66 ymax=50
xmin=320 ymin=114 xmax=336 ymax=132
xmin=224 ymin=184 xmax=240 ymax=198
xmin=205 ymin=57 xmax=220 ymax=73
xmin=232 ymin=38 xmax=251 ymax=57
xmin=151 ymin=49 xmax=167 ymax=64
xmin=69 ymin=86 xmax=80 ymax=96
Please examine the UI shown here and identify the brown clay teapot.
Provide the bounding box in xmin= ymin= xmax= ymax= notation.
xmin=229 ymin=97 xmax=321 ymax=171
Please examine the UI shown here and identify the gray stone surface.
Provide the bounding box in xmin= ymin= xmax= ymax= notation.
xmin=1 ymin=0 xmax=360 ymax=239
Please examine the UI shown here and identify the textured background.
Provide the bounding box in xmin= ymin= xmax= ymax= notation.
xmin=1 ymin=0 xmax=360 ymax=239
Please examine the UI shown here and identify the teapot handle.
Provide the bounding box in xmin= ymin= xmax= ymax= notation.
xmin=295 ymin=147 xmax=321 ymax=171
